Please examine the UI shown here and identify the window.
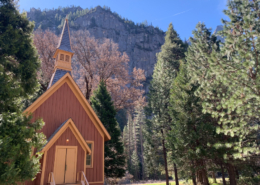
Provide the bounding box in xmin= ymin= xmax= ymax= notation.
xmin=60 ymin=54 xmax=64 ymax=61
xmin=86 ymin=141 xmax=94 ymax=168
xmin=65 ymin=55 xmax=70 ymax=62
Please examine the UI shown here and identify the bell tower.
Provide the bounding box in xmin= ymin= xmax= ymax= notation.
xmin=53 ymin=17 xmax=73 ymax=71
xmin=48 ymin=17 xmax=74 ymax=89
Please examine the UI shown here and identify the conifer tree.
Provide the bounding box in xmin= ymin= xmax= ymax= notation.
xmin=185 ymin=22 xmax=259 ymax=185
xmin=195 ymin=0 xmax=260 ymax=159
xmin=146 ymin=23 xmax=186 ymax=185
xmin=133 ymin=105 xmax=145 ymax=179
xmin=0 ymin=0 xmax=46 ymax=183
xmin=91 ymin=80 xmax=126 ymax=178
xmin=131 ymin=150 xmax=140 ymax=180
xmin=0 ymin=0 xmax=40 ymax=113
xmin=123 ymin=114 xmax=134 ymax=174
xmin=168 ymin=62 xmax=213 ymax=185
xmin=142 ymin=119 xmax=163 ymax=180
xmin=122 ymin=106 xmax=146 ymax=180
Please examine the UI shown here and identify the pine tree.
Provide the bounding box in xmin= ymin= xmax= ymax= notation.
xmin=131 ymin=150 xmax=140 ymax=181
xmin=133 ymin=105 xmax=145 ymax=179
xmin=0 ymin=0 xmax=46 ymax=183
xmin=0 ymin=0 xmax=40 ymax=113
xmin=123 ymin=113 xmax=134 ymax=174
xmin=146 ymin=23 xmax=186 ymax=185
xmin=142 ymin=118 xmax=164 ymax=180
xmin=0 ymin=113 xmax=46 ymax=184
xmin=197 ymin=0 xmax=260 ymax=160
xmin=90 ymin=80 xmax=126 ymax=178
xmin=168 ymin=62 xmax=214 ymax=185
xmin=185 ymin=22 xmax=258 ymax=185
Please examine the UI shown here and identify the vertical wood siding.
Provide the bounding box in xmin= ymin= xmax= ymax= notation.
xmin=31 ymin=83 xmax=103 ymax=184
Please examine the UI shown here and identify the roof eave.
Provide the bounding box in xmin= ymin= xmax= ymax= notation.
xmin=53 ymin=48 xmax=74 ymax=58
xmin=24 ymin=73 xmax=111 ymax=142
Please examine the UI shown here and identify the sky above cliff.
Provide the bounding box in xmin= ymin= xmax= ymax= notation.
xmin=19 ymin=0 xmax=229 ymax=40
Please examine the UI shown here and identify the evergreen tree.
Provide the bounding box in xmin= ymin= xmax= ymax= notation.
xmin=0 ymin=0 xmax=46 ymax=183
xmin=146 ymin=23 xmax=187 ymax=185
xmin=168 ymin=62 xmax=214 ymax=185
xmin=131 ymin=150 xmax=140 ymax=181
xmin=91 ymin=80 xmax=126 ymax=178
xmin=186 ymin=22 xmax=259 ymax=185
xmin=0 ymin=113 xmax=46 ymax=184
xmin=142 ymin=118 xmax=164 ymax=180
xmin=0 ymin=0 xmax=40 ymax=113
xmin=133 ymin=105 xmax=145 ymax=179
xmin=123 ymin=113 xmax=134 ymax=174
xmin=195 ymin=0 xmax=260 ymax=159
xmin=122 ymin=106 xmax=146 ymax=180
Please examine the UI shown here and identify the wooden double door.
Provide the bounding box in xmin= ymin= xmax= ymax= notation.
xmin=54 ymin=146 xmax=77 ymax=184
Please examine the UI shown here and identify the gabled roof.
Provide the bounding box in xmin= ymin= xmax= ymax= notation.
xmin=57 ymin=18 xmax=73 ymax=53
xmin=24 ymin=73 xmax=111 ymax=141
xmin=40 ymin=118 xmax=92 ymax=154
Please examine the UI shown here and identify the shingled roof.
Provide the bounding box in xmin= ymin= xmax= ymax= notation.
xmin=48 ymin=69 xmax=71 ymax=89
xmin=39 ymin=118 xmax=92 ymax=154
xmin=57 ymin=18 xmax=73 ymax=53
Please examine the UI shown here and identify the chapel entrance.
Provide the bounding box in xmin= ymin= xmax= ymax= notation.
xmin=54 ymin=146 xmax=77 ymax=184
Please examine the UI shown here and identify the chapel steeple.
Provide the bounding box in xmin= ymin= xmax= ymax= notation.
xmin=48 ymin=17 xmax=74 ymax=89
xmin=53 ymin=17 xmax=74 ymax=71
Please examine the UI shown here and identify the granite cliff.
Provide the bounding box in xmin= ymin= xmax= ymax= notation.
xmin=27 ymin=6 xmax=223 ymax=92
xmin=27 ymin=6 xmax=165 ymax=92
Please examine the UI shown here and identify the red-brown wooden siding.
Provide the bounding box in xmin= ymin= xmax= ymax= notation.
xmin=30 ymin=83 xmax=103 ymax=184
xmin=43 ymin=127 xmax=85 ymax=185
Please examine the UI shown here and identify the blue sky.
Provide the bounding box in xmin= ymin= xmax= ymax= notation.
xmin=19 ymin=0 xmax=229 ymax=40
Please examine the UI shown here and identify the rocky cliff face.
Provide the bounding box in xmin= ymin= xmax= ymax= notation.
xmin=213 ymin=25 xmax=225 ymax=42
xmin=27 ymin=6 xmax=165 ymax=92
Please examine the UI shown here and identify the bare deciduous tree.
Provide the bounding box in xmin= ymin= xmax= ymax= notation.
xmin=72 ymin=30 xmax=146 ymax=110
xmin=33 ymin=29 xmax=59 ymax=90
xmin=33 ymin=29 xmax=146 ymax=110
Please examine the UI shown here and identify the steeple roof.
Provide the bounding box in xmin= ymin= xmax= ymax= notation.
xmin=57 ymin=18 xmax=73 ymax=53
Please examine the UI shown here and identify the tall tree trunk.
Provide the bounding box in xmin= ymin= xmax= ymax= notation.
xmin=212 ymin=171 xmax=217 ymax=183
xmin=197 ymin=171 xmax=203 ymax=184
xmin=174 ymin=163 xmax=179 ymax=185
xmin=161 ymin=130 xmax=169 ymax=185
xmin=202 ymin=168 xmax=209 ymax=185
xmin=192 ymin=171 xmax=197 ymax=185
xmin=226 ymin=163 xmax=237 ymax=185
xmin=128 ymin=116 xmax=131 ymax=168
xmin=85 ymin=76 xmax=91 ymax=101
xmin=221 ymin=164 xmax=227 ymax=185
xmin=140 ymin=122 xmax=145 ymax=180
xmin=235 ymin=168 xmax=239 ymax=180
xmin=196 ymin=160 xmax=209 ymax=185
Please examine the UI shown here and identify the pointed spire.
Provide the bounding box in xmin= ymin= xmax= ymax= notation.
xmin=56 ymin=17 xmax=73 ymax=53
xmin=49 ymin=18 xmax=74 ymax=89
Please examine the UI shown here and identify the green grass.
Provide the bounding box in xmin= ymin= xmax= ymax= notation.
xmin=139 ymin=178 xmax=225 ymax=185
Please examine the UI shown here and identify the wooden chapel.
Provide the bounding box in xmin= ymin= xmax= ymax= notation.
xmin=24 ymin=18 xmax=111 ymax=185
